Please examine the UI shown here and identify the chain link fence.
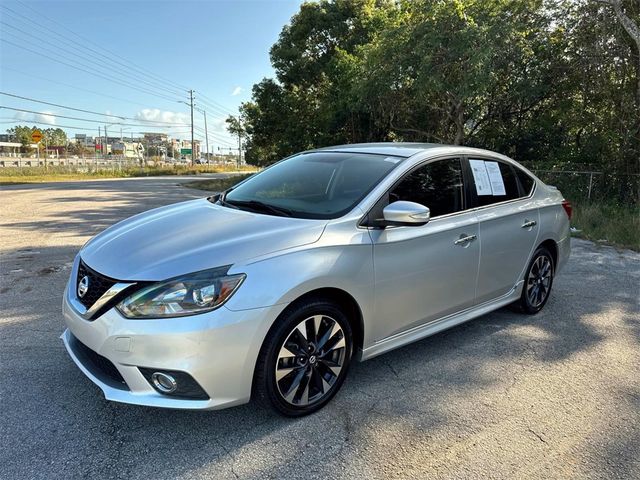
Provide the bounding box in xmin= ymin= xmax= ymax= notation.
xmin=532 ymin=170 xmax=640 ymax=206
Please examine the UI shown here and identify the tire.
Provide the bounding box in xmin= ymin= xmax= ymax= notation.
xmin=253 ymin=298 xmax=353 ymax=417
xmin=514 ymin=246 xmax=555 ymax=314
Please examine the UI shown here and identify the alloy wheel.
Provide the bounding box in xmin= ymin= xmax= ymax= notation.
xmin=526 ymin=255 xmax=552 ymax=308
xmin=275 ymin=314 xmax=346 ymax=406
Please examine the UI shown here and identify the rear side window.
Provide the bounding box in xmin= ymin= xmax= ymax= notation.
xmin=515 ymin=168 xmax=535 ymax=195
xmin=469 ymin=159 xmax=520 ymax=207
xmin=390 ymin=158 xmax=464 ymax=217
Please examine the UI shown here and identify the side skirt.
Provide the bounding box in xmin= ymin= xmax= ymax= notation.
xmin=360 ymin=280 xmax=524 ymax=361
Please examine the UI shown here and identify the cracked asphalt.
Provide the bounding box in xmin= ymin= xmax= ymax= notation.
xmin=1 ymin=176 xmax=639 ymax=479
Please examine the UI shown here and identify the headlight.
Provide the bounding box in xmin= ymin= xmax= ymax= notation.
xmin=116 ymin=267 xmax=245 ymax=319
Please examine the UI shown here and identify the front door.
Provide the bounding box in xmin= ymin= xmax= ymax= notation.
xmin=368 ymin=158 xmax=480 ymax=343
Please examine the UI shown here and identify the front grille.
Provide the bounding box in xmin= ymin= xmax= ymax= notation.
xmin=70 ymin=334 xmax=128 ymax=390
xmin=76 ymin=260 xmax=117 ymax=310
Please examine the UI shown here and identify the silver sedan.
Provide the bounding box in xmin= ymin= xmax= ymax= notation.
xmin=61 ymin=143 xmax=571 ymax=416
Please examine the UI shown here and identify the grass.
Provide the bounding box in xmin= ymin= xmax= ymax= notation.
xmin=0 ymin=164 xmax=255 ymax=185
xmin=571 ymin=201 xmax=640 ymax=251
xmin=183 ymin=174 xmax=254 ymax=192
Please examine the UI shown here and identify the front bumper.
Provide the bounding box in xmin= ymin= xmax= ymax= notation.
xmin=61 ymin=286 xmax=286 ymax=410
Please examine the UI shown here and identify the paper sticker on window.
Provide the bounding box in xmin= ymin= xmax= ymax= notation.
xmin=469 ymin=159 xmax=492 ymax=196
xmin=484 ymin=161 xmax=506 ymax=196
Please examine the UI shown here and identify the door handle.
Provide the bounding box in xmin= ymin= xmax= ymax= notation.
xmin=521 ymin=220 xmax=537 ymax=229
xmin=454 ymin=234 xmax=477 ymax=245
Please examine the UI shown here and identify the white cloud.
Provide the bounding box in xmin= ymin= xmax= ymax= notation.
xmin=14 ymin=110 xmax=56 ymax=125
xmin=135 ymin=109 xmax=190 ymax=126
xmin=231 ymin=86 xmax=243 ymax=96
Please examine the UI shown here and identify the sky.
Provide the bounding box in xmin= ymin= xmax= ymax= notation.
xmin=0 ymin=0 xmax=304 ymax=150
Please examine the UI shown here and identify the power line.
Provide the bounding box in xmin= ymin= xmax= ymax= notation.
xmin=1 ymin=106 xmax=190 ymax=128
xmin=1 ymin=2 xmax=189 ymax=95
xmin=3 ymin=120 xmax=147 ymax=134
xmin=1 ymin=3 xmax=241 ymax=127
xmin=0 ymin=92 xmax=124 ymax=120
xmin=13 ymin=0 xmax=190 ymax=93
xmin=196 ymin=98 xmax=235 ymax=118
xmin=0 ymin=92 xmax=193 ymax=126
xmin=3 ymin=67 xmax=161 ymax=108
xmin=0 ymin=20 xmax=186 ymax=98
xmin=1 ymin=38 xmax=182 ymax=103
xmin=191 ymin=125 xmax=235 ymax=146
xmin=192 ymin=93 xmax=235 ymax=118
xmin=196 ymin=92 xmax=236 ymax=115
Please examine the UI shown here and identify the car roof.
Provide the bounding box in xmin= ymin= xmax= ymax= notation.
xmin=314 ymin=142 xmax=444 ymax=158
xmin=312 ymin=142 xmax=520 ymax=164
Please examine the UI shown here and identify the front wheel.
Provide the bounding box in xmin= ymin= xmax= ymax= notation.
xmin=253 ymin=299 xmax=353 ymax=417
xmin=514 ymin=246 xmax=555 ymax=314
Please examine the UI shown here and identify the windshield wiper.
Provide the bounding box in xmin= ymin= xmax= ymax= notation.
xmin=225 ymin=199 xmax=294 ymax=217
xmin=209 ymin=187 xmax=236 ymax=207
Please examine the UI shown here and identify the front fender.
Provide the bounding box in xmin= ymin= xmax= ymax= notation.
xmin=225 ymin=244 xmax=375 ymax=343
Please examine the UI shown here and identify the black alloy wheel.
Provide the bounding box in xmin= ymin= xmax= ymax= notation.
xmin=253 ymin=299 xmax=353 ymax=416
xmin=515 ymin=246 xmax=554 ymax=314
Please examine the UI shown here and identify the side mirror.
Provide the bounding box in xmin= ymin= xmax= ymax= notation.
xmin=382 ymin=201 xmax=431 ymax=227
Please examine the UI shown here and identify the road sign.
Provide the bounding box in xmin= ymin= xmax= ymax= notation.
xmin=180 ymin=148 xmax=192 ymax=155
xmin=31 ymin=129 xmax=43 ymax=143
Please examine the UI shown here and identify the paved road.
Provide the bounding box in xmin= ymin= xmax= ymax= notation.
xmin=1 ymin=177 xmax=639 ymax=479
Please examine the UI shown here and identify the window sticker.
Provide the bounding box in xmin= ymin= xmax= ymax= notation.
xmin=469 ymin=159 xmax=492 ymax=196
xmin=484 ymin=161 xmax=506 ymax=196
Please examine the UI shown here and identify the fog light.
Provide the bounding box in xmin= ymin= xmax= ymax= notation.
xmin=151 ymin=372 xmax=177 ymax=393
xmin=139 ymin=367 xmax=209 ymax=400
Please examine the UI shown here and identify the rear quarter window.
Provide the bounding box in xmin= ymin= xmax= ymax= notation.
xmin=515 ymin=168 xmax=535 ymax=196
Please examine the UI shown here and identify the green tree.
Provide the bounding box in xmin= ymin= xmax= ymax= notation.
xmin=6 ymin=125 xmax=37 ymax=152
xmin=239 ymin=0 xmax=639 ymax=193
xmin=238 ymin=0 xmax=395 ymax=164
xmin=43 ymin=128 xmax=67 ymax=146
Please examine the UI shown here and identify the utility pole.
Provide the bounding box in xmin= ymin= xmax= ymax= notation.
xmin=104 ymin=125 xmax=108 ymax=157
xmin=237 ymin=133 xmax=241 ymax=169
xmin=98 ymin=126 xmax=101 ymax=158
xmin=189 ymin=89 xmax=195 ymax=163
xmin=203 ymin=109 xmax=209 ymax=164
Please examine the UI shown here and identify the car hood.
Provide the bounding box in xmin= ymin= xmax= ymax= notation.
xmin=80 ymin=198 xmax=326 ymax=281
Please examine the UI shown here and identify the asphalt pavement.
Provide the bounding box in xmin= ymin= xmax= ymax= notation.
xmin=1 ymin=176 xmax=638 ymax=479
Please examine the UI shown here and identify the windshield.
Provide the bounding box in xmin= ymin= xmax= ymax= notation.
xmin=223 ymin=151 xmax=404 ymax=219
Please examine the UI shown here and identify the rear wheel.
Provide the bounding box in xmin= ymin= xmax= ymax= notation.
xmin=253 ymin=299 xmax=353 ymax=417
xmin=514 ymin=246 xmax=554 ymax=314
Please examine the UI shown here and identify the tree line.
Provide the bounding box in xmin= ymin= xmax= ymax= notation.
xmin=6 ymin=125 xmax=68 ymax=149
xmin=228 ymin=0 xmax=639 ymax=185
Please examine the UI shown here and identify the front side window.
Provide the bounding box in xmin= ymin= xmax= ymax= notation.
xmin=390 ymin=158 xmax=464 ymax=217
xmin=223 ymin=151 xmax=404 ymax=219
xmin=469 ymin=159 xmax=520 ymax=207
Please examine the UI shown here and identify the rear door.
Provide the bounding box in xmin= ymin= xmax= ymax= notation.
xmin=468 ymin=157 xmax=539 ymax=303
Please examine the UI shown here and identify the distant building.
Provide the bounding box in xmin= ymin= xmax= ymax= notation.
xmin=112 ymin=141 xmax=144 ymax=159
xmin=74 ymin=134 xmax=95 ymax=147
xmin=143 ymin=132 xmax=168 ymax=145
xmin=168 ymin=138 xmax=200 ymax=158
